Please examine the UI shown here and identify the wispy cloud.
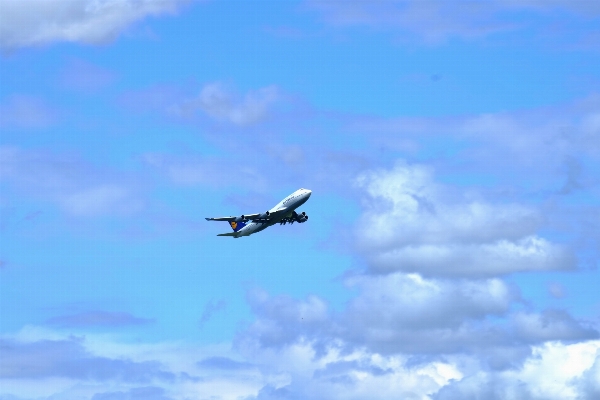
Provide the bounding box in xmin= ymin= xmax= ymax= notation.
xmin=119 ymin=81 xmax=282 ymax=128
xmin=199 ymin=300 xmax=226 ymax=328
xmin=142 ymin=152 xmax=269 ymax=191
xmin=307 ymin=0 xmax=600 ymax=46
xmin=61 ymin=59 xmax=116 ymax=93
xmin=179 ymin=82 xmax=280 ymax=127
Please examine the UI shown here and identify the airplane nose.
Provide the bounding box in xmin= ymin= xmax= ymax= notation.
xmin=305 ymin=189 xmax=312 ymax=197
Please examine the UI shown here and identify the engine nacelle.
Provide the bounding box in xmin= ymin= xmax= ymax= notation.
xmin=257 ymin=211 xmax=270 ymax=220
xmin=234 ymin=215 xmax=246 ymax=222
xmin=296 ymin=211 xmax=308 ymax=223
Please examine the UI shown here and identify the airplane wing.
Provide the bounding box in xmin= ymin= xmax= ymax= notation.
xmin=205 ymin=214 xmax=264 ymax=221
xmin=241 ymin=213 xmax=261 ymax=220
xmin=206 ymin=207 xmax=289 ymax=222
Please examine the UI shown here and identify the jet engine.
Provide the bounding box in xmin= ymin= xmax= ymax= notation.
xmin=296 ymin=211 xmax=308 ymax=223
xmin=257 ymin=211 xmax=270 ymax=220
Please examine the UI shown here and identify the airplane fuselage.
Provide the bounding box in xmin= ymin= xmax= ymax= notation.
xmin=234 ymin=188 xmax=311 ymax=237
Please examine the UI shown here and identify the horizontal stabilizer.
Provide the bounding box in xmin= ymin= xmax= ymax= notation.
xmin=206 ymin=217 xmax=236 ymax=222
xmin=217 ymin=232 xmax=238 ymax=237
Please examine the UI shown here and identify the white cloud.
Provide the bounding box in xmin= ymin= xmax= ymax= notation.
xmin=435 ymin=340 xmax=600 ymax=400
xmin=354 ymin=162 xmax=576 ymax=277
xmin=238 ymin=274 xmax=596 ymax=360
xmin=0 ymin=0 xmax=189 ymax=50
xmin=1 ymin=319 xmax=598 ymax=399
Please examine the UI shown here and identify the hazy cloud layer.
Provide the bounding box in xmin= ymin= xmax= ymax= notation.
xmin=0 ymin=146 xmax=143 ymax=217
xmin=307 ymin=0 xmax=600 ymax=45
xmin=352 ymin=95 xmax=600 ymax=184
xmin=0 ymin=338 xmax=174 ymax=382
xmin=92 ymin=386 xmax=174 ymax=400
xmin=0 ymin=0 xmax=189 ymax=50
xmin=61 ymin=59 xmax=116 ymax=92
xmin=142 ymin=152 xmax=269 ymax=191
xmin=0 ymin=95 xmax=57 ymax=130
xmin=197 ymin=356 xmax=254 ymax=371
xmin=46 ymin=311 xmax=153 ymax=328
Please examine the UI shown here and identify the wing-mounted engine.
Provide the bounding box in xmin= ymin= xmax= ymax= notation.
xmin=296 ymin=211 xmax=308 ymax=223
xmin=257 ymin=211 xmax=270 ymax=219
xmin=279 ymin=211 xmax=308 ymax=225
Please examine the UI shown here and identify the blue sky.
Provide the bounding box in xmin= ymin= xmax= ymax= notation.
xmin=1 ymin=1 xmax=599 ymax=399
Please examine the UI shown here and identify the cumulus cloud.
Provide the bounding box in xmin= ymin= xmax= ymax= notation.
xmin=0 ymin=146 xmax=143 ymax=217
xmin=339 ymin=274 xmax=515 ymax=352
xmin=354 ymin=162 xmax=576 ymax=277
xmin=1 ymin=329 xmax=599 ymax=399
xmin=436 ymin=340 xmax=600 ymax=400
xmin=0 ymin=0 xmax=189 ymax=50
xmin=238 ymin=276 xmax=597 ymax=360
xmin=237 ymin=341 xmax=463 ymax=400
xmin=232 ymin=278 xmax=599 ymax=398
xmin=576 ymin=349 xmax=600 ymax=400
xmin=238 ymin=338 xmax=600 ymax=400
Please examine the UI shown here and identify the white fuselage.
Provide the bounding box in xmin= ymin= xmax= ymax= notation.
xmin=236 ymin=188 xmax=312 ymax=237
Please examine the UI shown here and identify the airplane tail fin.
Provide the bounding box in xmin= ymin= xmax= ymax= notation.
xmin=229 ymin=220 xmax=246 ymax=232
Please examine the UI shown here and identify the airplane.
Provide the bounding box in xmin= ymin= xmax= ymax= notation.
xmin=206 ymin=188 xmax=311 ymax=238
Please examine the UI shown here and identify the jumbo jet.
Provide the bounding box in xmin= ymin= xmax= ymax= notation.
xmin=206 ymin=188 xmax=311 ymax=238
